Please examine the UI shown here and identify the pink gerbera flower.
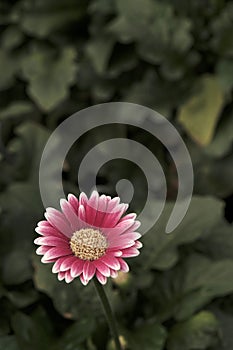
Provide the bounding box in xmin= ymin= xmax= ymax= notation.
xmin=34 ymin=191 xmax=142 ymax=285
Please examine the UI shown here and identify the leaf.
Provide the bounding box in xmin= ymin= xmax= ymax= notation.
xmin=137 ymin=16 xmax=192 ymax=65
xmin=178 ymin=254 xmax=233 ymax=320
xmin=141 ymin=196 xmax=224 ymax=270
xmin=107 ymin=0 xmax=151 ymax=43
xmin=109 ymin=0 xmax=156 ymax=45
xmin=197 ymin=220 xmax=233 ymax=261
xmin=108 ymin=16 xmax=135 ymax=44
xmin=54 ymin=318 xmax=96 ymax=350
xmin=178 ymin=75 xmax=225 ymax=146
xmin=192 ymin=153 xmax=233 ymax=197
xmin=127 ymin=322 xmax=167 ymax=350
xmin=0 ymin=298 xmax=13 ymax=336
xmin=7 ymin=289 xmax=38 ymax=308
xmin=88 ymin=0 xmax=115 ymax=16
xmin=7 ymin=121 xmax=50 ymax=182
xmin=86 ymin=36 xmax=115 ymax=74
xmin=116 ymin=0 xmax=156 ymax=22
xmin=124 ymin=69 xmax=170 ymax=114
xmin=211 ymin=2 xmax=233 ymax=56
xmin=204 ymin=109 xmax=233 ymax=157
xmin=0 ymin=183 xmax=44 ymax=257
xmin=11 ymin=0 xmax=86 ymax=38
xmin=160 ymin=51 xmax=200 ymax=81
xmin=0 ymin=25 xmax=24 ymax=50
xmin=0 ymin=123 xmax=50 ymax=255
xmin=0 ymin=102 xmax=35 ymax=121
xmin=11 ymin=311 xmax=53 ymax=350
xmin=109 ymin=1 xmax=192 ymax=64
xmin=212 ymin=309 xmax=233 ymax=350
xmin=216 ymin=59 xmax=233 ymax=93
xmin=143 ymin=253 xmax=233 ymax=322
xmin=0 ymin=336 xmax=19 ymax=350
xmin=2 ymin=250 xmax=33 ymax=285
xmin=20 ymin=46 xmax=78 ymax=111
xmin=167 ymin=311 xmax=221 ymax=350
xmin=108 ymin=44 xmax=138 ymax=77
xmin=0 ymin=50 xmax=18 ymax=90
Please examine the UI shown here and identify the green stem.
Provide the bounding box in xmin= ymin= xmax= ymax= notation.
xmin=93 ymin=277 xmax=122 ymax=350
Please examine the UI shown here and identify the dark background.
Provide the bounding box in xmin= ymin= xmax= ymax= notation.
xmin=0 ymin=0 xmax=233 ymax=349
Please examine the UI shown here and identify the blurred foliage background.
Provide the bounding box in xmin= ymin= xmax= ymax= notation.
xmin=0 ymin=0 xmax=233 ymax=349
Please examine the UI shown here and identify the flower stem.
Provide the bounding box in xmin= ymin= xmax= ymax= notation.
xmin=93 ymin=277 xmax=122 ymax=350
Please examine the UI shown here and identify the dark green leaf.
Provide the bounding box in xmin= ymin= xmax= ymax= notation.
xmin=20 ymin=46 xmax=78 ymax=111
xmin=0 ymin=336 xmax=19 ymax=350
xmin=204 ymin=109 xmax=233 ymax=157
xmin=216 ymin=59 xmax=233 ymax=93
xmin=0 ymin=50 xmax=18 ymax=90
xmin=0 ymin=102 xmax=35 ymax=121
xmin=11 ymin=311 xmax=53 ymax=350
xmin=86 ymin=36 xmax=115 ymax=74
xmin=2 ymin=250 xmax=33 ymax=285
xmin=12 ymin=0 xmax=86 ymax=38
xmin=54 ymin=318 xmax=96 ymax=350
xmin=167 ymin=311 xmax=221 ymax=350
xmin=142 ymin=196 xmax=223 ymax=270
xmin=128 ymin=322 xmax=167 ymax=350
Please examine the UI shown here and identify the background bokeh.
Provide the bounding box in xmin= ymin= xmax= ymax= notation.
xmin=0 ymin=0 xmax=233 ymax=349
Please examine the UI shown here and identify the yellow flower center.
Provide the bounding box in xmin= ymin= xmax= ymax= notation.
xmin=70 ymin=228 xmax=108 ymax=261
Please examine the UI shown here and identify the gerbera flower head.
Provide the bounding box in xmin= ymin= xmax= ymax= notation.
xmin=34 ymin=191 xmax=142 ymax=285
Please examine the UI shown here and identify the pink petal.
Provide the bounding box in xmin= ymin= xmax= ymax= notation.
xmin=60 ymin=256 xmax=77 ymax=271
xmin=100 ymin=255 xmax=121 ymax=270
xmin=79 ymin=192 xmax=88 ymax=206
xmin=110 ymin=219 xmax=141 ymax=235
xmin=94 ymin=195 xmax=108 ymax=226
xmin=45 ymin=208 xmax=72 ymax=238
xmin=65 ymin=271 xmax=74 ymax=283
xmin=134 ymin=241 xmax=143 ymax=249
xmin=78 ymin=204 xmax=86 ymax=226
xmin=36 ymin=246 xmax=51 ymax=255
xmin=52 ymin=257 xmax=68 ymax=273
xmin=94 ymin=260 xmax=110 ymax=277
xmin=110 ymin=269 xmax=118 ymax=278
xmin=85 ymin=191 xmax=99 ymax=226
xmin=108 ymin=237 xmax=135 ymax=249
xmin=118 ymin=258 xmax=129 ymax=272
xmin=39 ymin=220 xmax=59 ymax=228
xmin=34 ymin=236 xmax=68 ymax=247
xmin=111 ymin=250 xmax=122 ymax=257
xmin=80 ymin=273 xmax=89 ymax=285
xmin=42 ymin=247 xmax=72 ymax=262
xmin=41 ymin=257 xmax=57 ymax=263
xmin=120 ymin=232 xmax=141 ymax=240
xmin=121 ymin=247 xmax=140 ymax=258
xmin=70 ymin=259 xmax=84 ymax=278
xmin=83 ymin=261 xmax=96 ymax=281
xmin=60 ymin=199 xmax=81 ymax=231
xmin=68 ymin=193 xmax=79 ymax=214
xmin=119 ymin=213 xmax=137 ymax=222
xmin=101 ymin=203 xmax=128 ymax=228
xmin=98 ymin=194 xmax=108 ymax=211
xmin=96 ymin=271 xmax=107 ymax=285
xmin=35 ymin=226 xmax=66 ymax=239
xmin=123 ymin=220 xmax=141 ymax=233
xmin=106 ymin=197 xmax=120 ymax=212
xmin=37 ymin=220 xmax=51 ymax=227
xmin=58 ymin=271 xmax=66 ymax=281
